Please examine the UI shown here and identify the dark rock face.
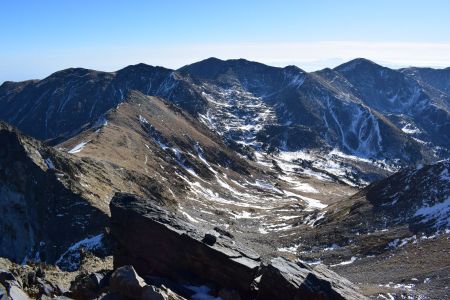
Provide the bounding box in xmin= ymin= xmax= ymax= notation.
xmin=0 ymin=122 xmax=109 ymax=264
xmin=110 ymin=193 xmax=367 ymax=300
xmin=110 ymin=193 xmax=260 ymax=298
xmin=70 ymin=270 xmax=110 ymax=299
xmin=257 ymin=258 xmax=366 ymax=300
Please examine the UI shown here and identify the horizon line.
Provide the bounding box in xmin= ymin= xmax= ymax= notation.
xmin=2 ymin=54 xmax=449 ymax=85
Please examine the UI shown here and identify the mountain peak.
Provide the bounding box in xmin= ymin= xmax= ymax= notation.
xmin=178 ymin=57 xmax=273 ymax=80
xmin=49 ymin=67 xmax=104 ymax=78
xmin=118 ymin=62 xmax=172 ymax=74
xmin=334 ymin=58 xmax=381 ymax=72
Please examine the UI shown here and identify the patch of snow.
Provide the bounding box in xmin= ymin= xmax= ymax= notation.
xmin=299 ymin=259 xmax=322 ymax=265
xmin=279 ymin=175 xmax=319 ymax=193
xmin=92 ymin=116 xmax=108 ymax=130
xmin=139 ymin=115 xmax=149 ymax=125
xmin=68 ymin=141 xmax=89 ymax=154
xmin=278 ymin=215 xmax=301 ymax=221
xmin=178 ymin=174 xmax=271 ymax=210
xmin=55 ymin=234 xmax=103 ymax=271
xmin=330 ymin=256 xmax=357 ymax=267
xmin=288 ymin=74 xmax=306 ymax=88
xmin=304 ymin=212 xmax=326 ymax=227
xmin=414 ymin=196 xmax=450 ymax=228
xmin=401 ymin=123 xmax=421 ymax=134
xmin=282 ymin=190 xmax=327 ymax=209
xmin=258 ymin=227 xmax=269 ymax=234
xmin=262 ymin=223 xmax=293 ymax=232
xmin=387 ymin=236 xmax=417 ymax=249
xmin=196 ymin=86 xmax=276 ymax=147
xmin=44 ymin=158 xmax=55 ymax=170
xmin=323 ymin=243 xmax=340 ymax=251
xmin=380 ymin=282 xmax=415 ymax=290
xmin=179 ymin=208 xmax=199 ymax=223
xmin=277 ymin=243 xmax=301 ymax=254
xmin=246 ymin=180 xmax=283 ymax=194
xmin=441 ymin=168 xmax=450 ymax=182
xmin=185 ymin=285 xmax=221 ymax=300
xmin=230 ymin=211 xmax=264 ymax=219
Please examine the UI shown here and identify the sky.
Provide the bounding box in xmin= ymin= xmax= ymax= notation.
xmin=1 ymin=0 xmax=450 ymax=83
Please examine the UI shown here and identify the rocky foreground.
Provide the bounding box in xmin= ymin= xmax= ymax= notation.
xmin=1 ymin=193 xmax=367 ymax=300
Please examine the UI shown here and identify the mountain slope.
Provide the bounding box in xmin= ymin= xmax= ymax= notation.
xmin=0 ymin=68 xmax=449 ymax=299
xmin=0 ymin=65 xmax=206 ymax=141
xmin=0 ymin=58 xmax=448 ymax=188
xmin=54 ymin=91 xmax=359 ymax=257
xmin=331 ymin=59 xmax=450 ymax=152
xmin=401 ymin=66 xmax=450 ymax=96
xmin=273 ymin=160 xmax=450 ymax=299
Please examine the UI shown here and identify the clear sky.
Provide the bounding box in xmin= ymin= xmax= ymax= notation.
xmin=1 ymin=0 xmax=450 ymax=83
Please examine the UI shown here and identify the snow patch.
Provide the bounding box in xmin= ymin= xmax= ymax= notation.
xmin=185 ymin=285 xmax=221 ymax=300
xmin=68 ymin=141 xmax=89 ymax=154
xmin=56 ymin=234 xmax=103 ymax=271
xmin=277 ymin=243 xmax=301 ymax=254
xmin=44 ymin=158 xmax=55 ymax=170
xmin=414 ymin=196 xmax=450 ymax=228
xmin=330 ymin=256 xmax=357 ymax=267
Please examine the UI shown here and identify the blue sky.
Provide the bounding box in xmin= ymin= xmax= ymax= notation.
xmin=1 ymin=0 xmax=450 ymax=82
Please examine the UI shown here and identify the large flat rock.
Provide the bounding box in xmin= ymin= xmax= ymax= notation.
xmin=110 ymin=193 xmax=260 ymax=297
xmin=110 ymin=193 xmax=367 ymax=300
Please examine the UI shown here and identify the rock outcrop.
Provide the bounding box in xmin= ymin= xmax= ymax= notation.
xmin=110 ymin=193 xmax=367 ymax=300
xmin=0 ymin=122 xmax=109 ymax=265
xmin=257 ymin=258 xmax=366 ymax=300
xmin=110 ymin=193 xmax=260 ymax=298
xmin=108 ymin=265 xmax=186 ymax=300
xmin=0 ymin=268 xmax=30 ymax=300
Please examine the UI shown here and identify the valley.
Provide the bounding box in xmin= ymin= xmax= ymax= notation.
xmin=0 ymin=58 xmax=449 ymax=300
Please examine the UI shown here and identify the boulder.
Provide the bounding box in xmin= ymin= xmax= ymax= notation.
xmin=7 ymin=286 xmax=30 ymax=300
xmin=110 ymin=193 xmax=260 ymax=298
xmin=109 ymin=265 xmax=146 ymax=299
xmin=0 ymin=268 xmax=30 ymax=300
xmin=107 ymin=265 xmax=185 ymax=300
xmin=256 ymin=257 xmax=367 ymax=300
xmin=70 ymin=270 xmax=110 ymax=299
xmin=36 ymin=277 xmax=55 ymax=297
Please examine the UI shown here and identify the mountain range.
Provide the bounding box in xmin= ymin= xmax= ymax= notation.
xmin=0 ymin=58 xmax=449 ymax=300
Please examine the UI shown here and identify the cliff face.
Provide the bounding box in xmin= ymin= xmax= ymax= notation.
xmin=0 ymin=122 xmax=109 ymax=263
